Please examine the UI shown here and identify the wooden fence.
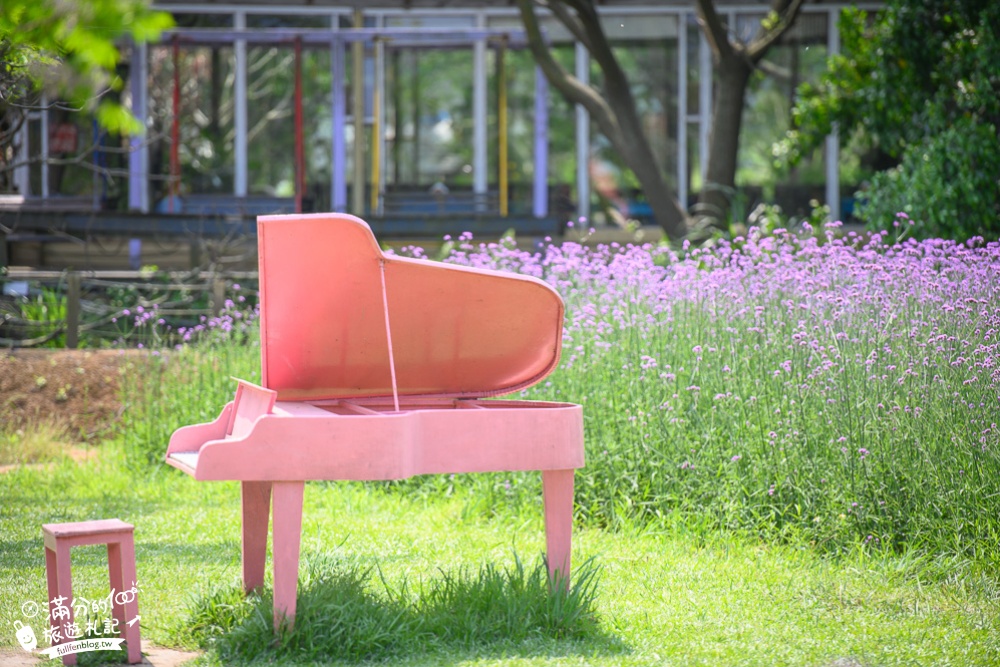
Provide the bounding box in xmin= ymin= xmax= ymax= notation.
xmin=1 ymin=269 xmax=258 ymax=349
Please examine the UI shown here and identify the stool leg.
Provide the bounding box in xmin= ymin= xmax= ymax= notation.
xmin=121 ymin=535 xmax=142 ymax=663
xmin=241 ymin=481 xmax=272 ymax=593
xmin=271 ymin=481 xmax=304 ymax=631
xmin=45 ymin=546 xmax=59 ymax=627
xmin=542 ymin=469 xmax=574 ymax=591
xmin=47 ymin=543 xmax=76 ymax=666
xmin=107 ymin=541 xmax=127 ymax=631
xmin=108 ymin=537 xmax=141 ymax=663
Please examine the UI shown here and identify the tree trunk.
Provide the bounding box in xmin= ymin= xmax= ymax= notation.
xmin=602 ymin=35 xmax=688 ymax=241
xmin=603 ymin=75 xmax=688 ymax=239
xmin=618 ymin=123 xmax=688 ymax=239
xmin=698 ymin=55 xmax=753 ymax=227
xmin=514 ymin=0 xmax=689 ymax=240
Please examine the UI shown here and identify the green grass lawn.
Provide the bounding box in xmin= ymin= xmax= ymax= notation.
xmin=2 ymin=452 xmax=997 ymax=666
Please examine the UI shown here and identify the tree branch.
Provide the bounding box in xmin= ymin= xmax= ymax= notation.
xmin=757 ymin=59 xmax=792 ymax=81
xmin=515 ymin=0 xmax=624 ymax=148
xmin=695 ymin=0 xmax=735 ymax=62
xmin=747 ymin=0 xmax=806 ymax=62
xmin=0 ymin=113 xmax=27 ymax=145
xmin=538 ymin=0 xmax=591 ymax=51
xmin=0 ymin=129 xmax=170 ymax=176
xmin=572 ymin=0 xmax=629 ymax=81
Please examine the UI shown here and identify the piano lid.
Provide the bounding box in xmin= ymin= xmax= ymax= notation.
xmin=257 ymin=213 xmax=565 ymax=401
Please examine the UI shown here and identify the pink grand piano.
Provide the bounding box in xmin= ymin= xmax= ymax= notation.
xmin=166 ymin=213 xmax=584 ymax=629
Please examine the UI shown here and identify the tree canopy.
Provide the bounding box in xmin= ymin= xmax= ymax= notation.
xmin=780 ymin=0 xmax=1000 ymax=239
xmin=1 ymin=0 xmax=173 ymax=133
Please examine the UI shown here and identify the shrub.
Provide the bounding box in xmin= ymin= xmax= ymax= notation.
xmin=858 ymin=118 xmax=1000 ymax=240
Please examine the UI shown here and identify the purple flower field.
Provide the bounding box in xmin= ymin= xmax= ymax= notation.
xmin=124 ymin=224 xmax=1000 ymax=558
xmin=440 ymin=225 xmax=1000 ymax=556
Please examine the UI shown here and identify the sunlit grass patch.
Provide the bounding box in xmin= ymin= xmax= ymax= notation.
xmin=0 ymin=421 xmax=73 ymax=466
xmin=1 ymin=460 xmax=997 ymax=666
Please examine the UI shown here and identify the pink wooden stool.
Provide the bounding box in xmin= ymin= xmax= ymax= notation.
xmin=43 ymin=519 xmax=142 ymax=665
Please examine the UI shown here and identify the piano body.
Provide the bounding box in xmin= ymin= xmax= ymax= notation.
xmin=166 ymin=213 xmax=584 ymax=629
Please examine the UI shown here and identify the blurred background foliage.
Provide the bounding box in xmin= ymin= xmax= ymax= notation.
xmin=778 ymin=0 xmax=1000 ymax=240
xmin=0 ymin=0 xmax=173 ymax=133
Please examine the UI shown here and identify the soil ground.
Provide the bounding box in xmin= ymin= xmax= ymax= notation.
xmin=0 ymin=349 xmax=132 ymax=443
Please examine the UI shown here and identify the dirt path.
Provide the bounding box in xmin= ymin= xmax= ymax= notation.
xmin=0 ymin=645 xmax=200 ymax=667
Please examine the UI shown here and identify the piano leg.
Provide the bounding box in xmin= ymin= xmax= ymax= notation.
xmin=542 ymin=469 xmax=574 ymax=590
xmin=241 ymin=481 xmax=272 ymax=593
xmin=271 ymin=481 xmax=305 ymax=631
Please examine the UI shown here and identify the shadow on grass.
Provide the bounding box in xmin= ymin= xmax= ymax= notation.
xmin=172 ymin=552 xmax=628 ymax=664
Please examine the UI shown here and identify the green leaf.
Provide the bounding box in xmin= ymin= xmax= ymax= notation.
xmin=96 ymin=99 xmax=144 ymax=136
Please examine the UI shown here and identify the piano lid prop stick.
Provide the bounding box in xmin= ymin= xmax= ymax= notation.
xmin=378 ymin=258 xmax=401 ymax=412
